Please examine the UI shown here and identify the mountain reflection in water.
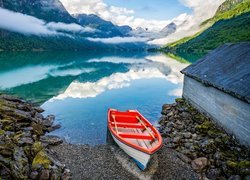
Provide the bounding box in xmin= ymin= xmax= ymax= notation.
xmin=0 ymin=51 xmax=189 ymax=144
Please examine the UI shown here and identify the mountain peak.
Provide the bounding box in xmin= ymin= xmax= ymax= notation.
xmin=1 ymin=0 xmax=76 ymax=23
xmin=216 ymin=0 xmax=244 ymax=14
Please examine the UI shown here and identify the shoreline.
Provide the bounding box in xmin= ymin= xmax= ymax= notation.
xmin=0 ymin=94 xmax=69 ymax=179
xmin=0 ymin=94 xmax=249 ymax=179
xmin=159 ymin=98 xmax=250 ymax=179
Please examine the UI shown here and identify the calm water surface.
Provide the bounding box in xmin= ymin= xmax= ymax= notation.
xmin=0 ymin=51 xmax=190 ymax=144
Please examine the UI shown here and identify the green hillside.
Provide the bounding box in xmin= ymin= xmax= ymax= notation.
xmin=201 ymin=0 xmax=250 ymax=26
xmin=162 ymin=0 xmax=250 ymax=56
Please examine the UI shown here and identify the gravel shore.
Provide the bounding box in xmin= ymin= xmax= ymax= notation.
xmin=50 ymin=143 xmax=198 ymax=180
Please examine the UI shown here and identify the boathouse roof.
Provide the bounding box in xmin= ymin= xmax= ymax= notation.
xmin=181 ymin=42 xmax=250 ymax=103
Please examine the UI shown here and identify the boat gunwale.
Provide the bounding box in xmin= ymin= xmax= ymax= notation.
xmin=107 ymin=108 xmax=163 ymax=154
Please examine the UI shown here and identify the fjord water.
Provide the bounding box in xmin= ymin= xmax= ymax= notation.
xmin=0 ymin=51 xmax=189 ymax=145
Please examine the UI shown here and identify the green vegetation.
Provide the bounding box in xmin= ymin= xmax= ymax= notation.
xmin=164 ymin=31 xmax=202 ymax=48
xmin=162 ymin=52 xmax=190 ymax=63
xmin=174 ymin=13 xmax=250 ymax=53
xmin=201 ymin=0 xmax=250 ymax=26
xmin=162 ymin=0 xmax=250 ymax=59
xmin=0 ymin=30 xmax=106 ymax=51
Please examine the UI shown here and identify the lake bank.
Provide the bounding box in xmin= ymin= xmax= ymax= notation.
xmin=1 ymin=94 xmax=249 ymax=179
xmin=0 ymin=94 xmax=199 ymax=179
xmin=0 ymin=94 xmax=69 ymax=179
xmin=159 ymin=98 xmax=250 ymax=179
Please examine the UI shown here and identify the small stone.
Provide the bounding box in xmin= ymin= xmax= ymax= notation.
xmin=184 ymin=142 xmax=193 ymax=149
xmin=35 ymin=112 xmax=44 ymax=120
xmin=176 ymin=152 xmax=191 ymax=163
xmin=228 ymin=175 xmax=241 ymax=180
xmin=201 ymin=139 xmax=216 ymax=154
xmin=17 ymin=104 xmax=32 ymax=112
xmin=33 ymin=107 xmax=44 ymax=113
xmin=191 ymin=157 xmax=209 ymax=172
xmin=183 ymin=132 xmax=192 ymax=139
xmin=23 ymin=126 xmax=33 ymax=131
xmin=0 ymin=154 xmax=11 ymax=165
xmin=244 ymin=175 xmax=250 ymax=180
xmin=176 ymin=120 xmax=182 ymax=125
xmin=1 ymin=95 xmax=24 ymax=103
xmin=206 ymin=168 xmax=221 ymax=179
xmin=239 ymin=168 xmax=250 ymax=176
xmin=162 ymin=127 xmax=171 ymax=135
xmin=30 ymin=171 xmax=39 ymax=180
xmin=180 ymin=112 xmax=191 ymax=118
xmin=163 ymin=137 xmax=171 ymax=144
xmin=167 ymin=111 xmax=174 ymax=117
xmin=40 ymin=169 xmax=50 ymax=180
xmin=173 ymin=136 xmax=181 ymax=143
xmin=43 ymin=115 xmax=55 ymax=127
xmin=18 ymin=137 xmax=34 ymax=145
xmin=47 ymin=124 xmax=61 ymax=132
xmin=31 ymin=122 xmax=44 ymax=136
xmin=166 ymin=143 xmax=177 ymax=148
xmin=61 ymin=169 xmax=70 ymax=180
xmin=166 ymin=122 xmax=175 ymax=128
xmin=192 ymin=133 xmax=197 ymax=140
xmin=40 ymin=135 xmax=63 ymax=146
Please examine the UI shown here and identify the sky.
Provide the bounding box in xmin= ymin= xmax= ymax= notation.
xmin=0 ymin=0 xmax=225 ymax=45
xmin=104 ymin=0 xmax=192 ymax=20
xmin=60 ymin=0 xmax=225 ymax=31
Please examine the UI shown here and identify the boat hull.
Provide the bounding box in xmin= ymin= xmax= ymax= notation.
xmin=111 ymin=134 xmax=151 ymax=170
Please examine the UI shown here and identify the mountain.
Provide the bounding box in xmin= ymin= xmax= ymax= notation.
xmin=0 ymin=0 xmax=77 ymax=23
xmin=160 ymin=22 xmax=177 ymax=36
xmin=162 ymin=0 xmax=250 ymax=55
xmin=216 ymin=0 xmax=244 ymax=13
xmin=201 ymin=0 xmax=249 ymax=26
xmin=74 ymin=14 xmax=132 ymax=37
xmin=117 ymin=25 xmax=133 ymax=36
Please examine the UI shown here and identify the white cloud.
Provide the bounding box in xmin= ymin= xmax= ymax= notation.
xmin=150 ymin=0 xmax=225 ymax=45
xmin=0 ymin=7 xmax=57 ymax=35
xmin=0 ymin=64 xmax=96 ymax=89
xmin=53 ymin=67 xmax=167 ymax=99
xmin=145 ymin=54 xmax=189 ymax=84
xmin=0 ymin=7 xmax=95 ymax=36
xmin=86 ymin=36 xmax=148 ymax=44
xmin=87 ymin=57 xmax=147 ymax=64
xmin=46 ymin=22 xmax=95 ymax=33
xmin=60 ymin=0 xmax=168 ymax=31
xmin=60 ymin=0 xmax=225 ymax=42
xmin=52 ymin=53 xmax=190 ymax=100
xmin=168 ymin=88 xmax=183 ymax=97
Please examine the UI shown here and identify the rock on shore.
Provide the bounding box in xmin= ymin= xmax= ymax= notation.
xmin=159 ymin=98 xmax=250 ymax=179
xmin=0 ymin=94 xmax=68 ymax=179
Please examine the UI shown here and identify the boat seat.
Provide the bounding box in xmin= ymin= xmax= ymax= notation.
xmin=111 ymin=122 xmax=144 ymax=129
xmin=118 ymin=132 xmax=154 ymax=140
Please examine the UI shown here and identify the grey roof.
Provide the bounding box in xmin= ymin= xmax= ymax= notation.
xmin=181 ymin=42 xmax=250 ymax=103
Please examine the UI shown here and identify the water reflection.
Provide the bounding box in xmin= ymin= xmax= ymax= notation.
xmin=0 ymin=51 xmax=190 ymax=144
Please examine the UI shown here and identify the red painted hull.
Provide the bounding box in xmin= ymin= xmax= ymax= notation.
xmin=108 ymin=109 xmax=162 ymax=154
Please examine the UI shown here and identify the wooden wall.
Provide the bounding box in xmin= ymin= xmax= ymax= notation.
xmin=183 ymin=76 xmax=250 ymax=147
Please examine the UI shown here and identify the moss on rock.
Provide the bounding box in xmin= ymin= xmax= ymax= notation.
xmin=0 ymin=129 xmax=5 ymax=135
xmin=31 ymin=141 xmax=44 ymax=156
xmin=32 ymin=150 xmax=51 ymax=169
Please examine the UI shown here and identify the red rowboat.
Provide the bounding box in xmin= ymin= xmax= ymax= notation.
xmin=107 ymin=109 xmax=163 ymax=170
